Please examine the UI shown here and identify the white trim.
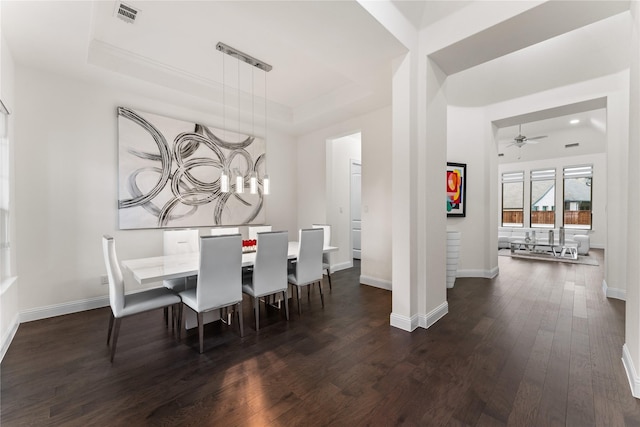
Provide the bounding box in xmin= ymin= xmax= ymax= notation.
xmin=419 ymin=301 xmax=449 ymax=329
xmin=591 ymin=243 xmax=604 ymax=249
xmin=602 ymin=279 xmax=626 ymax=301
xmin=360 ymin=275 xmax=392 ymax=290
xmin=456 ymin=267 xmax=499 ymax=279
xmin=330 ymin=261 xmax=352 ymax=272
xmin=20 ymin=296 xmax=109 ymax=323
xmin=622 ymin=344 xmax=640 ymax=399
xmin=390 ymin=312 xmax=418 ymax=332
xmin=0 ymin=312 xmax=19 ymax=362
xmin=0 ymin=276 xmax=17 ymax=295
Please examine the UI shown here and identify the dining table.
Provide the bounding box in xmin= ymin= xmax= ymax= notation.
xmin=122 ymin=241 xmax=338 ymax=329
xmin=122 ymin=241 xmax=338 ymax=285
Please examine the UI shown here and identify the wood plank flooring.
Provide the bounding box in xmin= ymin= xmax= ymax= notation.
xmin=3 ymin=250 xmax=640 ymax=426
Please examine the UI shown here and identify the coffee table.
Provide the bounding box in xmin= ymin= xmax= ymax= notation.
xmin=510 ymin=239 xmax=578 ymax=260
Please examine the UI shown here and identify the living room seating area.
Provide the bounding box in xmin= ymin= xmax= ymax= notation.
xmin=498 ymin=227 xmax=590 ymax=255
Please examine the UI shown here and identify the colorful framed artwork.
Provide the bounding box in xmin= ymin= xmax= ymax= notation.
xmin=446 ymin=162 xmax=466 ymax=217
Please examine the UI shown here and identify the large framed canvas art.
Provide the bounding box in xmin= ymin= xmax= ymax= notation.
xmin=117 ymin=107 xmax=266 ymax=229
xmin=446 ymin=162 xmax=466 ymax=217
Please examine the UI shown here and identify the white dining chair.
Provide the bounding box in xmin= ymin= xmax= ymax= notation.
xmin=102 ymin=235 xmax=182 ymax=362
xmin=288 ymin=228 xmax=324 ymax=315
xmin=248 ymin=225 xmax=272 ymax=240
xmin=163 ymin=229 xmax=199 ymax=292
xmin=162 ymin=229 xmax=199 ymax=327
xmin=178 ymin=234 xmax=244 ymax=353
xmin=242 ymin=231 xmax=289 ymax=331
xmin=210 ymin=227 xmax=240 ymax=236
xmin=312 ymin=224 xmax=332 ymax=290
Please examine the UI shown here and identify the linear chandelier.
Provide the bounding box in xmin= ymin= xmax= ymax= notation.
xmin=216 ymin=42 xmax=272 ymax=195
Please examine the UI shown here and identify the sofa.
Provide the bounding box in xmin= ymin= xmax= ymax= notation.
xmin=498 ymin=227 xmax=590 ymax=255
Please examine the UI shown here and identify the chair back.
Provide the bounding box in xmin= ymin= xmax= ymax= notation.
xmin=311 ymin=224 xmax=331 ymax=247
xmin=252 ymin=231 xmax=288 ymax=296
xmin=295 ymin=228 xmax=324 ymax=285
xmin=196 ymin=234 xmax=242 ymax=312
xmin=163 ymin=229 xmax=199 ymax=255
xmin=102 ymin=235 xmax=125 ymax=317
xmin=248 ymin=225 xmax=272 ymax=240
xmin=312 ymin=224 xmax=331 ymax=264
xmin=210 ymin=227 xmax=240 ymax=236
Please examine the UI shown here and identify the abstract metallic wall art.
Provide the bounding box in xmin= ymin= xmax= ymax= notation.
xmin=118 ymin=107 xmax=266 ymax=229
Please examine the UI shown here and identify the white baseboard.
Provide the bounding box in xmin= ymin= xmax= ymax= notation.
xmin=390 ymin=312 xmax=419 ymax=332
xmin=20 ymin=296 xmax=110 ymax=323
xmin=330 ymin=261 xmax=352 ymax=272
xmin=623 ymin=344 xmax=640 ymax=398
xmin=419 ymin=301 xmax=448 ymax=329
xmin=0 ymin=312 xmax=19 ymax=363
xmin=602 ymin=279 xmax=626 ymax=301
xmin=390 ymin=301 xmax=448 ymax=332
xmin=456 ymin=267 xmax=499 ymax=279
xmin=360 ymin=275 xmax=392 ymax=290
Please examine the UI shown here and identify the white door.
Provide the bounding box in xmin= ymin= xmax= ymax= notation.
xmin=351 ymin=161 xmax=361 ymax=259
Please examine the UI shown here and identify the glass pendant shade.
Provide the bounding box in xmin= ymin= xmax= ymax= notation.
xmin=220 ymin=170 xmax=229 ymax=193
xmin=235 ymin=173 xmax=244 ymax=194
xmin=249 ymin=172 xmax=258 ymax=194
xmin=263 ymin=174 xmax=270 ymax=195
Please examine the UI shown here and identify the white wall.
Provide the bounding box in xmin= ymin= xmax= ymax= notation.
xmin=297 ymin=106 xmax=392 ymax=289
xmin=0 ymin=19 xmax=19 ymax=361
xmin=13 ymin=65 xmax=297 ymax=319
xmin=498 ymin=153 xmax=607 ymax=248
xmin=447 ymin=106 xmax=497 ymax=278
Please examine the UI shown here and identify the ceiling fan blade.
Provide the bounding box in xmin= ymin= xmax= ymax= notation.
xmin=526 ymin=135 xmax=547 ymax=141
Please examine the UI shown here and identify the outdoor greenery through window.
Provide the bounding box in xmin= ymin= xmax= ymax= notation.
xmin=502 ymin=171 xmax=524 ymax=227
xmin=563 ymin=165 xmax=592 ymax=229
xmin=530 ymin=168 xmax=555 ymax=228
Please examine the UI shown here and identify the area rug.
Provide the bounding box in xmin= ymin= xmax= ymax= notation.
xmin=498 ymin=248 xmax=599 ymax=266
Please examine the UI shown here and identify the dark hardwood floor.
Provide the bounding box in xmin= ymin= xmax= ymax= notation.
xmin=3 ymin=250 xmax=640 ymax=426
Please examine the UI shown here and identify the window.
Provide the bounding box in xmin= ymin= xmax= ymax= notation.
xmin=563 ymin=165 xmax=592 ymax=229
xmin=0 ymin=100 xmax=9 ymax=281
xmin=530 ymin=168 xmax=555 ymax=228
xmin=502 ymin=171 xmax=524 ymax=227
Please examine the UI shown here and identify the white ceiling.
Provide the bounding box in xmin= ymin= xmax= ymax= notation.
xmin=0 ymin=0 xmax=633 ymax=140
xmin=1 ymin=0 xmax=409 ymax=135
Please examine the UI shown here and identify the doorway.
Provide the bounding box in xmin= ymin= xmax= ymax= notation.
xmin=326 ymin=132 xmax=361 ymax=271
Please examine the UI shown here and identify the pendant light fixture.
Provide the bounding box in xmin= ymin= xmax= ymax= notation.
xmin=216 ymin=42 xmax=272 ymax=196
xmin=219 ymin=49 xmax=230 ymax=193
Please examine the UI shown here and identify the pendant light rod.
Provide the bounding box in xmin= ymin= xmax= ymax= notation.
xmin=216 ymin=42 xmax=272 ymax=72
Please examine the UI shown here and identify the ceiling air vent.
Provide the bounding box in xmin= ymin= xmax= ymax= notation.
xmin=115 ymin=2 xmax=139 ymax=24
xmin=565 ymin=143 xmax=580 ymax=148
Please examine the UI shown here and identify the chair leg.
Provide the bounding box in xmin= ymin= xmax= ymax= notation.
xmin=283 ymin=290 xmax=290 ymax=321
xmin=197 ymin=312 xmax=204 ymax=354
xmin=254 ymin=297 xmax=260 ymax=331
xmin=319 ymin=281 xmax=324 ymax=307
xmin=327 ymin=270 xmax=332 ymax=291
xmin=107 ymin=311 xmax=114 ymax=345
xmin=177 ymin=304 xmax=184 ymax=340
xmin=110 ymin=318 xmax=122 ymax=363
xmin=164 ymin=307 xmax=169 ymax=327
xmin=307 ymin=284 xmax=310 ymax=300
xmin=296 ymin=286 xmax=302 ymax=315
xmin=237 ymin=302 xmax=244 ymax=338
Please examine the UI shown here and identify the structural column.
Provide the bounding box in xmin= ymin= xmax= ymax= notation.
xmin=623 ymin=0 xmax=640 ymax=398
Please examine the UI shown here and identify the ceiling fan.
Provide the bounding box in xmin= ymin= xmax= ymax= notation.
xmin=505 ymin=124 xmax=547 ymax=148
